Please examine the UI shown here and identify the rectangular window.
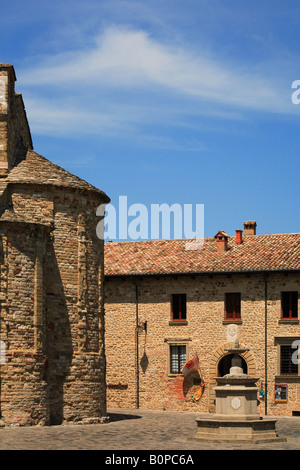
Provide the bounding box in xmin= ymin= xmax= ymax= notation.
xmin=281 ymin=292 xmax=298 ymax=319
xmin=275 ymin=384 xmax=288 ymax=402
xmin=171 ymin=294 xmax=187 ymax=321
xmin=280 ymin=345 xmax=298 ymax=375
xmin=225 ymin=293 xmax=241 ymax=320
xmin=170 ymin=345 xmax=186 ymax=374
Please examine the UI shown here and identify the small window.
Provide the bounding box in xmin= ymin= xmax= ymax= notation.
xmin=275 ymin=384 xmax=288 ymax=402
xmin=225 ymin=293 xmax=241 ymax=320
xmin=171 ymin=294 xmax=186 ymax=321
xmin=280 ymin=344 xmax=298 ymax=375
xmin=170 ymin=345 xmax=186 ymax=374
xmin=281 ymin=292 xmax=298 ymax=320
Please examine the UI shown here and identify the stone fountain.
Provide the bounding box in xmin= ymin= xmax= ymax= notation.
xmin=193 ymin=341 xmax=285 ymax=443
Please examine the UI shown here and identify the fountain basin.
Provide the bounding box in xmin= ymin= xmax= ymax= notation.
xmin=191 ymin=342 xmax=286 ymax=443
xmin=193 ymin=416 xmax=285 ymax=443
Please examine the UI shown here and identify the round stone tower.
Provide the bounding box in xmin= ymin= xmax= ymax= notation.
xmin=0 ymin=64 xmax=110 ymax=425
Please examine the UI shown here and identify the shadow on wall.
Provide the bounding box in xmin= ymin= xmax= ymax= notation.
xmin=183 ymin=371 xmax=204 ymax=398
xmin=44 ymin=237 xmax=73 ymax=425
xmin=140 ymin=351 xmax=149 ymax=373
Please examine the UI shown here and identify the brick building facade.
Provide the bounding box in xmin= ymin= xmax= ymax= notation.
xmin=104 ymin=223 xmax=300 ymax=417
xmin=1 ymin=62 xmax=299 ymax=425
xmin=0 ymin=64 xmax=109 ymax=425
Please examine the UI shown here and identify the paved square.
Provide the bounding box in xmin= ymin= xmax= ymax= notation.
xmin=0 ymin=408 xmax=299 ymax=450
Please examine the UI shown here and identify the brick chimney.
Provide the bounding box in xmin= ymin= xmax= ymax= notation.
xmin=235 ymin=229 xmax=243 ymax=244
xmin=214 ymin=231 xmax=229 ymax=252
xmin=243 ymin=221 xmax=257 ymax=235
xmin=0 ymin=63 xmax=32 ymax=176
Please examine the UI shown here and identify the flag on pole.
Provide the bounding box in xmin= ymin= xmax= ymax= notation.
xmin=181 ymin=354 xmax=200 ymax=377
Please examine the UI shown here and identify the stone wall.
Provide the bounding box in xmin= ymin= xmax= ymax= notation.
xmin=0 ymin=223 xmax=49 ymax=425
xmin=46 ymin=189 xmax=106 ymax=424
xmin=105 ymin=271 xmax=300 ymax=417
xmin=0 ymin=63 xmax=109 ymax=426
xmin=0 ymin=186 xmax=107 ymax=425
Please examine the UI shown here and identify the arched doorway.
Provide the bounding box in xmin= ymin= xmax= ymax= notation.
xmin=208 ymin=345 xmax=257 ymax=413
xmin=217 ymin=353 xmax=247 ymax=377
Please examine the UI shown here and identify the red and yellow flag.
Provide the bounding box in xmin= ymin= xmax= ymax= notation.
xmin=181 ymin=354 xmax=200 ymax=377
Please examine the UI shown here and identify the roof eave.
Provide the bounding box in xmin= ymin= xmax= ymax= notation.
xmin=104 ymin=268 xmax=300 ymax=279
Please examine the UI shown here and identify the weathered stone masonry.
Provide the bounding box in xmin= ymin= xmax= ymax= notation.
xmin=105 ymin=231 xmax=300 ymax=417
xmin=0 ymin=64 xmax=110 ymax=426
xmin=1 ymin=62 xmax=299 ymax=425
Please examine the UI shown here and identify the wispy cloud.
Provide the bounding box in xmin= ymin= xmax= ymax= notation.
xmin=19 ymin=25 xmax=296 ymax=145
xmin=23 ymin=96 xmax=133 ymax=136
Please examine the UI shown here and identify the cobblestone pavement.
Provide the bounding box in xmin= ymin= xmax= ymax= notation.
xmin=0 ymin=408 xmax=300 ymax=451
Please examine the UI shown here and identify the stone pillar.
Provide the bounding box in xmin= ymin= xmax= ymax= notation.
xmin=0 ymin=64 xmax=32 ymax=176
xmin=77 ymin=212 xmax=88 ymax=352
xmin=34 ymin=232 xmax=45 ymax=353
xmin=0 ymin=64 xmax=15 ymax=176
xmin=0 ymin=234 xmax=9 ymax=351
xmin=56 ymin=210 xmax=105 ymax=424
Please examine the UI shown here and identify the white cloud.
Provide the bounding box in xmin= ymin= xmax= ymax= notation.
xmin=20 ymin=26 xmax=292 ymax=113
xmin=18 ymin=25 xmax=297 ymax=148
xmin=24 ymin=96 xmax=132 ymax=136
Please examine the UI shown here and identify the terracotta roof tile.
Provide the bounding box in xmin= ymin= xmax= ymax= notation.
xmin=104 ymin=233 xmax=300 ymax=276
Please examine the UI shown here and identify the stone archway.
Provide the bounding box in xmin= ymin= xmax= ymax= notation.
xmin=207 ymin=344 xmax=257 ymax=413
xmin=218 ymin=353 xmax=247 ymax=376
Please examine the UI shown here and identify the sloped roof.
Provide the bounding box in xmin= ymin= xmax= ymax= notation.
xmin=104 ymin=233 xmax=300 ymax=276
xmin=6 ymin=150 xmax=109 ymax=201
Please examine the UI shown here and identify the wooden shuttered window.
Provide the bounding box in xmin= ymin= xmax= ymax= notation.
xmin=280 ymin=345 xmax=298 ymax=375
xmin=171 ymin=294 xmax=187 ymax=321
xmin=170 ymin=345 xmax=186 ymax=374
xmin=225 ymin=293 xmax=241 ymax=320
xmin=281 ymin=292 xmax=298 ymax=320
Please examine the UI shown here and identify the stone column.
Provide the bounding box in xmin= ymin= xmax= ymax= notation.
xmin=34 ymin=231 xmax=45 ymax=353
xmin=77 ymin=212 xmax=88 ymax=352
xmin=0 ymin=234 xmax=9 ymax=352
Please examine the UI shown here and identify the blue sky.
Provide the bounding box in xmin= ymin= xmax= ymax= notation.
xmin=1 ymin=0 xmax=300 ymax=239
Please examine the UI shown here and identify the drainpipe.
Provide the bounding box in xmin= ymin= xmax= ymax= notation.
xmin=0 ymin=343 xmax=1 ymax=419
xmin=264 ymin=273 xmax=268 ymax=416
xmin=135 ymin=281 xmax=139 ymax=409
